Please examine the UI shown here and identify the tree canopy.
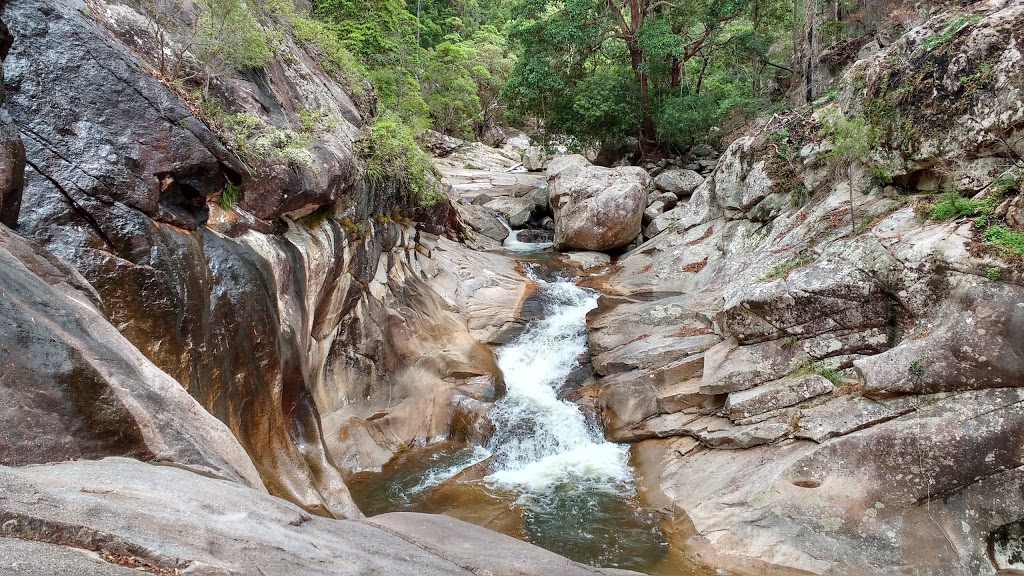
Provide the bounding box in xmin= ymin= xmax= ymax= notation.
xmin=502 ymin=0 xmax=793 ymax=155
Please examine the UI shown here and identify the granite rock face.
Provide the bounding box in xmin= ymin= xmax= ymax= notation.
xmin=0 ymin=13 xmax=22 ymax=229
xmin=1 ymin=0 xmax=504 ymax=520
xmin=0 ymin=225 xmax=264 ymax=490
xmin=587 ymin=3 xmax=1024 ymax=574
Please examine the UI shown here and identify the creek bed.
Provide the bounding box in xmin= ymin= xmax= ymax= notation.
xmin=346 ymin=240 xmax=718 ymax=576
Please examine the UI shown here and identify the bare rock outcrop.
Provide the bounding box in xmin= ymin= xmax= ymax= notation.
xmin=586 ymin=3 xmax=1024 ymax=574
xmin=1 ymin=0 xmax=506 ymax=519
xmin=0 ymin=225 xmax=263 ymax=491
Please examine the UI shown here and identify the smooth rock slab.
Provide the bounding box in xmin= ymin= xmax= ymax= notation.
xmin=726 ymin=375 xmax=835 ymax=420
xmin=0 ymin=538 xmax=141 ymax=576
xmin=561 ymin=251 xmax=612 ymax=270
xmin=0 ymin=458 xmax=631 ymax=576
xmin=369 ymin=513 xmax=644 ymax=576
xmin=794 ymin=394 xmax=920 ymax=443
xmin=0 ymin=225 xmax=263 ymax=491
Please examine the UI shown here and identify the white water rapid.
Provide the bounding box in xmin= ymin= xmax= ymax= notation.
xmin=496 ymin=215 xmax=555 ymax=253
xmin=484 ymin=273 xmax=633 ymax=495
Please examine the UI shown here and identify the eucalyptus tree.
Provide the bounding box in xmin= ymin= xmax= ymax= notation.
xmin=503 ymin=0 xmax=792 ymax=156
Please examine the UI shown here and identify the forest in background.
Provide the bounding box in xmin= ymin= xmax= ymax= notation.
xmin=143 ymin=0 xmax=817 ymax=162
xmin=312 ymin=0 xmax=797 ymax=158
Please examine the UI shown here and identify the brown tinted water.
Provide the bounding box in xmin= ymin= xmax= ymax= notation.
xmin=345 ymin=442 xmax=718 ymax=575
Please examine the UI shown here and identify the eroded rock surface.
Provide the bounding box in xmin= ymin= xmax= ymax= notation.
xmin=2 ymin=0 xmax=509 ymax=521
xmin=586 ymin=3 xmax=1024 ymax=574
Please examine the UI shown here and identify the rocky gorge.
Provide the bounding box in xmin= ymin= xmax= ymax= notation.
xmin=1 ymin=0 xmax=1023 ymax=575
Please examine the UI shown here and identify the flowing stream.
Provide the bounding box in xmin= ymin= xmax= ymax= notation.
xmin=347 ymin=240 xmax=715 ymax=575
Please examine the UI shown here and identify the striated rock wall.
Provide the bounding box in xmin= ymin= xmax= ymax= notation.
xmin=592 ymin=2 xmax=1024 ymax=574
xmin=0 ymin=0 xmax=509 ymax=522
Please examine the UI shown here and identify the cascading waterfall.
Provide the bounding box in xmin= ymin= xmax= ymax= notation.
xmin=346 ymin=251 xmax=674 ymax=573
xmin=484 ymin=273 xmax=632 ymax=493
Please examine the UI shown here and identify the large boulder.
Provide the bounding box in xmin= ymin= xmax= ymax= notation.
xmin=523 ymin=146 xmax=550 ymax=172
xmin=654 ymin=169 xmax=704 ymax=197
xmin=547 ymin=157 xmax=650 ymax=251
xmin=456 ymin=202 xmax=509 ymax=242
xmin=484 ymin=196 xmax=537 ymax=227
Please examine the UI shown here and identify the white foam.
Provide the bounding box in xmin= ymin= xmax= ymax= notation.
xmin=486 ymin=442 xmax=631 ymax=493
xmin=503 ymin=229 xmax=554 ymax=253
xmin=485 ymin=278 xmax=633 ymax=494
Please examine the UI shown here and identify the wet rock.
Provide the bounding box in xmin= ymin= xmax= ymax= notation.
xmin=0 ymin=225 xmax=263 ymax=490
xmin=2 ymin=0 xmax=243 ymax=230
xmin=547 ymin=157 xmax=650 ymax=251
xmin=369 ymin=513 xmax=646 ymax=576
xmin=654 ymin=169 xmax=703 ymax=197
xmin=516 ymin=229 xmax=554 ymax=243
xmin=456 ymin=202 xmax=509 ymax=242
xmin=561 ymin=251 xmax=611 ymax=270
xmin=0 ymin=18 xmax=22 ymax=229
xmin=484 ymin=196 xmax=536 ymax=227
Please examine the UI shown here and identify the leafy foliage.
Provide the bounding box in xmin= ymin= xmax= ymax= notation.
xmin=984 ymin=225 xmax=1024 ymax=259
xmin=502 ymin=0 xmax=793 ymax=153
xmin=927 ymin=191 xmax=993 ymax=221
xmin=357 ymin=111 xmax=445 ymax=208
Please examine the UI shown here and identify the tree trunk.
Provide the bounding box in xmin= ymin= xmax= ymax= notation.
xmin=627 ymin=42 xmax=659 ymax=158
xmin=849 ymin=163 xmax=856 ymax=235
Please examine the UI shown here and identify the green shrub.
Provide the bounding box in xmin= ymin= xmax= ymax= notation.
xmin=984 ymin=225 xmax=1024 ymax=259
xmin=195 ymin=0 xmax=279 ymax=72
xmin=791 ymin=361 xmax=842 ymax=386
xmin=927 ymin=191 xmax=992 ymax=220
xmin=357 ymin=111 xmax=444 ymax=208
xmin=993 ymin=173 xmax=1021 ymax=195
xmin=289 ymin=15 xmax=365 ymax=89
xmin=298 ymin=107 xmax=339 ymax=133
xmin=922 ymin=15 xmax=981 ymax=51
xmin=208 ymin=110 xmax=313 ymax=167
xmin=987 ymin=266 xmax=1002 ymax=281
xmin=908 ymin=358 xmax=925 ymax=381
